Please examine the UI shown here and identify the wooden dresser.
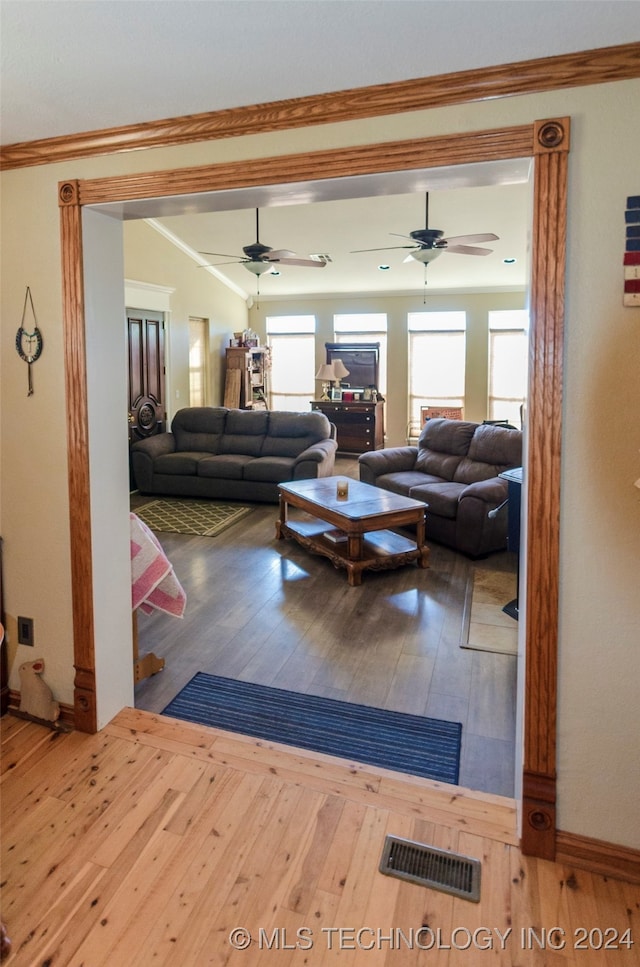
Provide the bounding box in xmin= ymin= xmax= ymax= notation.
xmin=311 ymin=400 xmax=384 ymax=454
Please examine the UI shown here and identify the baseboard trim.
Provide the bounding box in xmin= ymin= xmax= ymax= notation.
xmin=8 ymin=690 xmax=75 ymax=730
xmin=556 ymin=829 xmax=640 ymax=885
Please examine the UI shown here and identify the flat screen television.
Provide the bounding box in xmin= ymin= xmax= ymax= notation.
xmin=325 ymin=342 xmax=380 ymax=392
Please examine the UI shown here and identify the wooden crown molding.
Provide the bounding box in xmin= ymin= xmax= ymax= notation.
xmin=3 ymin=42 xmax=638 ymax=170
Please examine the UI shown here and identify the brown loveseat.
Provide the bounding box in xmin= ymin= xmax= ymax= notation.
xmin=131 ymin=406 xmax=337 ymax=503
xmin=358 ymin=418 xmax=522 ymax=557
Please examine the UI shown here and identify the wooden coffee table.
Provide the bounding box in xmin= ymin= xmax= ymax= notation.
xmin=276 ymin=476 xmax=429 ymax=586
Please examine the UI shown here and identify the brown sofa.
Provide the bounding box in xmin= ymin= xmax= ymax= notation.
xmin=358 ymin=418 xmax=522 ymax=557
xmin=131 ymin=406 xmax=337 ymax=503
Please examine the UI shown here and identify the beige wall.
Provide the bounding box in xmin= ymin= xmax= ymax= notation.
xmin=123 ymin=220 xmax=249 ymax=420
xmin=1 ymin=77 xmax=639 ymax=847
xmin=250 ymin=292 xmax=526 ymax=445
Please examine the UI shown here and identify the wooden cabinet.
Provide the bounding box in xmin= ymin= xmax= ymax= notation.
xmin=311 ymin=400 xmax=384 ymax=453
xmin=224 ymin=346 xmax=270 ymax=409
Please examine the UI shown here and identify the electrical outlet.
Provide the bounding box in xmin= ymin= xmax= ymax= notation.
xmin=18 ymin=616 xmax=34 ymax=647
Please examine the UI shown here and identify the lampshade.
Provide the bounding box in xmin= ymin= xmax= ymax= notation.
xmin=315 ymin=363 xmax=336 ymax=380
xmin=331 ymin=358 xmax=350 ymax=380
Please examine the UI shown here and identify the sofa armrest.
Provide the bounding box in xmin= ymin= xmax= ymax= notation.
xmin=131 ymin=432 xmax=176 ymax=459
xmin=358 ymin=446 xmax=417 ymax=484
xmin=292 ymin=438 xmax=338 ymax=479
xmin=455 ymin=476 xmax=510 ymax=557
xmin=459 ymin=476 xmax=508 ymax=506
xmin=130 ymin=432 xmax=176 ymax=492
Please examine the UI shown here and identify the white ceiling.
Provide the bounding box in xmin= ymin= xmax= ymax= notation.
xmin=2 ymin=1 xmax=638 ymax=299
xmin=2 ymin=1 xmax=638 ymax=146
xmin=138 ymin=164 xmax=533 ymax=298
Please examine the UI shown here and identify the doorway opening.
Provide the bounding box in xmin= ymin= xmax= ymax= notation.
xmin=60 ymin=119 xmax=567 ymax=858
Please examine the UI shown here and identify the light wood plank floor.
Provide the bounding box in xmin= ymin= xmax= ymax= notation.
xmin=132 ymin=457 xmax=518 ymax=797
xmin=2 ymin=711 xmax=638 ymax=966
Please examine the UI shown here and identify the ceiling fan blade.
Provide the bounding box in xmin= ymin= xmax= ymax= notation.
xmin=271 ymin=256 xmax=327 ymax=268
xmin=351 ymin=244 xmax=418 ymax=253
xmin=445 ymin=244 xmax=494 ymax=256
xmin=199 ymin=250 xmax=242 ymax=260
xmin=390 ymin=232 xmax=426 ymax=243
xmin=442 ymin=233 xmax=499 ymax=245
xmin=264 ymin=249 xmax=299 ymax=260
xmin=198 ymin=259 xmax=243 ymax=268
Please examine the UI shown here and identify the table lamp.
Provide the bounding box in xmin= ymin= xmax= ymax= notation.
xmin=315 ymin=363 xmax=336 ymax=400
xmin=331 ymin=358 xmax=350 ymax=389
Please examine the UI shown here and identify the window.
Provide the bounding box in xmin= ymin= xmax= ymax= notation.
xmin=488 ymin=310 xmax=528 ymax=426
xmin=333 ymin=313 xmax=387 ymax=394
xmin=266 ymin=315 xmax=316 ymax=411
xmin=188 ymin=317 xmax=209 ymax=406
xmin=408 ymin=312 xmax=466 ymax=427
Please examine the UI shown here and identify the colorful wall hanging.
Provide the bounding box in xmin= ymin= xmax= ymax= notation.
xmin=624 ymin=195 xmax=640 ymax=307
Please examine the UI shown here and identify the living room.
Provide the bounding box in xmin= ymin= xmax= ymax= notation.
xmin=123 ymin=177 xmax=528 ymax=798
xmin=1 ymin=17 xmax=638 ymax=906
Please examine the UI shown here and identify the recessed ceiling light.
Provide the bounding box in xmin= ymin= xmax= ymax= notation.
xmin=270 ymin=270 xmax=281 ymax=276
xmin=378 ymin=264 xmax=391 ymax=271
xmin=503 ymin=257 xmax=517 ymax=264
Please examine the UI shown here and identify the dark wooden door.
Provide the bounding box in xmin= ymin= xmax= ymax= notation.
xmin=127 ymin=311 xmax=166 ymax=477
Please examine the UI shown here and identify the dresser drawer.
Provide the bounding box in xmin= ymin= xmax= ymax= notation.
xmin=311 ymin=400 xmax=384 ymax=453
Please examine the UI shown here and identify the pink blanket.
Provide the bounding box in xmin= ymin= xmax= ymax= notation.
xmin=130 ymin=512 xmax=186 ymax=618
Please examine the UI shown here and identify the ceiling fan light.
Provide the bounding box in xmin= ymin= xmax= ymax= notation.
xmin=407 ymin=249 xmax=444 ymax=264
xmin=243 ymin=261 xmax=276 ymax=277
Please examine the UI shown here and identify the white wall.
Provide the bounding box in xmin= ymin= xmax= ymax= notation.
xmin=1 ymin=77 xmax=638 ymax=848
xmin=123 ymin=220 xmax=249 ymax=418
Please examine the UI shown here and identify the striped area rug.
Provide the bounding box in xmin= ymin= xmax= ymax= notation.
xmin=134 ymin=498 xmax=253 ymax=537
xmin=162 ymin=673 xmax=462 ymax=784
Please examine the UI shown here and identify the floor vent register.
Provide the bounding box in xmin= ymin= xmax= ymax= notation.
xmin=379 ymin=835 xmax=481 ymax=902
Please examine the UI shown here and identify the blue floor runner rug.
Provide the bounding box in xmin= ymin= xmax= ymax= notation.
xmin=162 ymin=673 xmax=462 ymax=784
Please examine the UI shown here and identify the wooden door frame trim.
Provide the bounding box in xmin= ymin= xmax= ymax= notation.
xmin=59 ymin=119 xmax=568 ymax=859
xmin=6 ymin=41 xmax=639 ymax=169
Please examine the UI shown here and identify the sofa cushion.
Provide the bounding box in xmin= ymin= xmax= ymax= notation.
xmin=408 ymin=481 xmax=466 ymax=519
xmin=220 ymin=409 xmax=269 ymax=456
xmin=453 ymin=424 xmax=522 ymax=484
xmin=243 ymin=456 xmax=296 ymax=483
xmin=172 ymin=406 xmax=227 ymax=453
xmin=262 ymin=411 xmax=332 ymax=458
xmin=418 ymin=418 xmax=478 ymax=455
xmin=374 ymin=471 xmax=430 ymax=497
xmin=468 ymin=423 xmax=522 ymax=466
xmin=414 ymin=448 xmax=464 ymax=481
xmin=414 ymin=418 xmax=477 ymax=480
xmin=154 ymin=452 xmax=211 ymax=475
xmin=197 ymin=454 xmax=253 ymax=480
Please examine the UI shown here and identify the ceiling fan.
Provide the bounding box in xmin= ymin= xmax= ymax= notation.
xmin=200 ymin=208 xmax=327 ymax=276
xmin=351 ymin=192 xmax=499 ymax=266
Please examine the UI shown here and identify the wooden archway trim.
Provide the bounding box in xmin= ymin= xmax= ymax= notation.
xmin=520 ymin=118 xmax=570 ymax=857
xmin=59 ymin=119 xmax=568 ymax=858
xmin=59 ymin=181 xmax=97 ymax=733
xmin=77 ymin=125 xmax=533 ymax=207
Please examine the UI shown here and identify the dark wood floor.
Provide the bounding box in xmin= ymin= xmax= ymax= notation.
xmin=132 ymin=456 xmax=517 ymax=797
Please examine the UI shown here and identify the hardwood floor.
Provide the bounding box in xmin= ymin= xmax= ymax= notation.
xmin=2 ymin=711 xmax=638 ymax=966
xmin=132 ymin=457 xmax=517 ymax=797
